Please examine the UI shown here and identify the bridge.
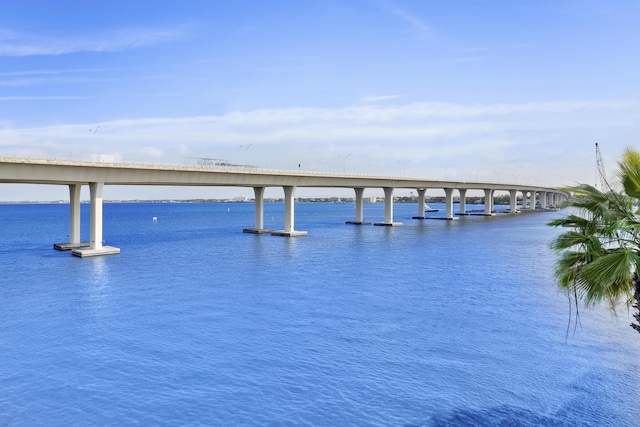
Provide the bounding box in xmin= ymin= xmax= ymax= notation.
xmin=0 ymin=157 xmax=567 ymax=257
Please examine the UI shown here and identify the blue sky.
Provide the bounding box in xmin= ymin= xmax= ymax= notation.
xmin=1 ymin=0 xmax=639 ymax=200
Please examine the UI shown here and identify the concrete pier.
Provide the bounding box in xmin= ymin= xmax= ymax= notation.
xmin=412 ymin=188 xmax=427 ymax=219
xmin=346 ymin=187 xmax=371 ymax=225
xmin=244 ymin=186 xmax=275 ymax=234
xmin=54 ymin=184 xmax=90 ymax=250
xmin=54 ymin=242 xmax=90 ymax=251
xmin=374 ymin=187 xmax=402 ymax=226
xmin=71 ymin=182 xmax=120 ymax=257
xmin=444 ymin=188 xmax=458 ymax=220
xmin=539 ymin=191 xmax=548 ymax=209
xmin=483 ymin=188 xmax=496 ymax=216
xmin=272 ymin=186 xmax=308 ymax=236
xmin=424 ymin=187 xmax=459 ymax=220
xmin=509 ymin=189 xmax=520 ymax=214
xmin=458 ymin=189 xmax=467 ymax=215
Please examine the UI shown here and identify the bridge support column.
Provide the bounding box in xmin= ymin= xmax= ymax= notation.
xmin=244 ymin=187 xmax=274 ymax=234
xmin=509 ymin=189 xmax=519 ymax=214
xmin=458 ymin=189 xmax=467 ymax=215
xmin=374 ymin=187 xmax=402 ymax=226
xmin=521 ymin=190 xmax=530 ymax=209
xmin=444 ymin=188 xmax=458 ymax=220
xmin=346 ymin=187 xmax=371 ymax=224
xmin=539 ymin=191 xmax=548 ymax=209
xmin=530 ymin=191 xmax=537 ymax=209
xmin=72 ymin=182 xmax=120 ymax=257
xmin=272 ymin=186 xmax=307 ymax=236
xmin=412 ymin=188 xmax=427 ymax=219
xmin=54 ymin=184 xmax=90 ymax=251
xmin=483 ymin=189 xmax=496 ymax=216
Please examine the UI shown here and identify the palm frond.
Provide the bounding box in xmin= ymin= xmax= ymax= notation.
xmin=552 ymin=250 xmax=594 ymax=290
xmin=564 ymin=184 xmax=611 ymax=217
xmin=618 ymin=148 xmax=640 ymax=199
xmin=575 ymin=249 xmax=638 ymax=305
xmin=548 ymin=214 xmax=599 ymax=231
xmin=551 ymin=231 xmax=603 ymax=252
xmin=549 ymin=148 xmax=640 ymax=335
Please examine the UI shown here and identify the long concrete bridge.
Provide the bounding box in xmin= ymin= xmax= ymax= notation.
xmin=0 ymin=157 xmax=567 ymax=257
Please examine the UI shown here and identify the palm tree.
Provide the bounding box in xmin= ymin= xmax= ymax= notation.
xmin=548 ymin=148 xmax=640 ymax=336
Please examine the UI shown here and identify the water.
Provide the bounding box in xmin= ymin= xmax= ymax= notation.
xmin=1 ymin=202 xmax=639 ymax=426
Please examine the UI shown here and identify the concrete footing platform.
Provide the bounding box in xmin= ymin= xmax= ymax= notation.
xmin=71 ymin=246 xmax=121 ymax=257
xmin=54 ymin=242 xmax=90 ymax=251
xmin=271 ymin=230 xmax=308 ymax=237
xmin=373 ymin=222 xmax=403 ymax=226
xmin=345 ymin=221 xmax=372 ymax=225
xmin=457 ymin=213 xmax=496 ymax=216
xmin=243 ymin=228 xmax=275 ymax=234
xmin=425 ymin=217 xmax=459 ymax=220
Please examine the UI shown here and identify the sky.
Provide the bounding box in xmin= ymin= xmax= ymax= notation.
xmin=1 ymin=0 xmax=639 ymax=200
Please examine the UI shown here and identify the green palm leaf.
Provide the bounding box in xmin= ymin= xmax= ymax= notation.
xmin=618 ymin=148 xmax=640 ymax=199
xmin=549 ymin=148 xmax=640 ymax=335
xmin=576 ymin=250 xmax=638 ymax=305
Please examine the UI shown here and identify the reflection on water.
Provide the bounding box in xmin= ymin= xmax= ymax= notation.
xmin=89 ymin=255 xmax=109 ymax=286
xmin=83 ymin=255 xmax=113 ymax=317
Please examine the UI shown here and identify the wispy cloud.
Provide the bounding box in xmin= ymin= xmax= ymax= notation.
xmin=0 ymin=68 xmax=104 ymax=77
xmin=380 ymin=1 xmax=432 ymax=39
xmin=0 ymin=96 xmax=88 ymax=101
xmin=0 ymin=26 xmax=188 ymax=57
xmin=0 ymin=99 xmax=636 ymax=184
xmin=435 ymin=56 xmax=483 ymax=64
xmin=0 ymin=76 xmax=106 ymax=87
xmin=0 ymin=67 xmax=176 ymax=87
xmin=362 ymin=95 xmax=402 ymax=103
xmin=389 ymin=8 xmax=432 ymax=38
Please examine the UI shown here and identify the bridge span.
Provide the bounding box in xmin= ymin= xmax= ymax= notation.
xmin=0 ymin=157 xmax=567 ymax=257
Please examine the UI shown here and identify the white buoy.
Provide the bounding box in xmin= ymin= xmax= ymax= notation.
xmin=152 ymin=216 xmax=158 ymax=223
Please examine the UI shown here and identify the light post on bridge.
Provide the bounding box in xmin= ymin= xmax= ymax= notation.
xmin=241 ymin=144 xmax=253 ymax=167
xmin=399 ymin=160 xmax=410 ymax=177
xmin=441 ymin=164 xmax=452 ymax=180
xmin=342 ymin=153 xmax=351 ymax=173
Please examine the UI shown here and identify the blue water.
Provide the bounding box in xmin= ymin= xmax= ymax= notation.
xmin=1 ymin=202 xmax=639 ymax=426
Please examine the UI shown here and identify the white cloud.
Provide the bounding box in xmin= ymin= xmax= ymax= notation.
xmin=435 ymin=56 xmax=483 ymax=64
xmin=0 ymin=96 xmax=88 ymax=100
xmin=0 ymin=99 xmax=636 ymax=187
xmin=137 ymin=147 xmax=164 ymax=158
xmin=386 ymin=6 xmax=433 ymax=39
xmin=0 ymin=68 xmax=108 ymax=77
xmin=0 ymin=26 xmax=187 ymax=57
xmin=362 ymin=95 xmax=402 ymax=103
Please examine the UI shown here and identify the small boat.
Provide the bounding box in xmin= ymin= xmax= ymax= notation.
xmin=424 ymin=204 xmax=439 ymax=212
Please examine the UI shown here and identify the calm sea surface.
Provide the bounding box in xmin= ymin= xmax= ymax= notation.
xmin=1 ymin=202 xmax=639 ymax=426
